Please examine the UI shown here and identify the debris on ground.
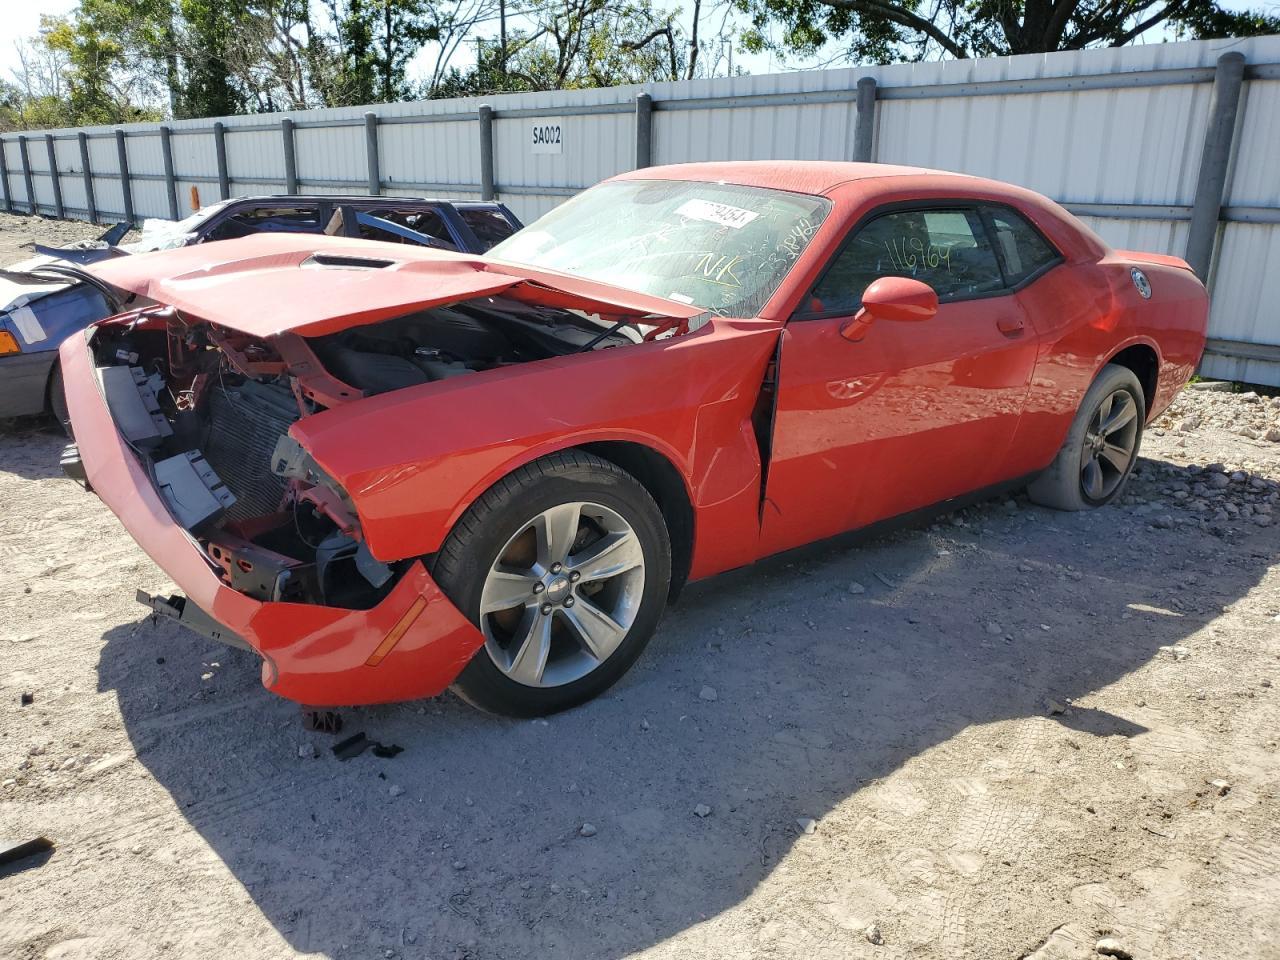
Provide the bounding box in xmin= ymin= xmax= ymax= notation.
xmin=693 ymin=804 xmax=712 ymax=818
xmin=796 ymin=817 xmax=817 ymax=835
xmin=0 ymin=836 xmax=54 ymax=872
xmin=302 ymin=709 xmax=343 ymax=734
xmin=864 ymin=923 xmax=884 ymax=946
xmin=1095 ymin=936 xmax=1132 ymax=958
xmin=329 ymin=733 xmax=403 ymax=761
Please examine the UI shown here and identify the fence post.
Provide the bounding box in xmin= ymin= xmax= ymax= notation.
xmin=281 ymin=118 xmax=298 ymax=195
xmin=478 ymin=104 xmax=495 ymax=201
xmin=1186 ymin=51 xmax=1246 ymax=282
xmin=159 ymin=126 xmax=179 ymax=220
xmin=18 ymin=135 xmax=36 ymax=214
xmin=0 ymin=139 xmax=11 ymax=213
xmin=635 ymin=92 xmax=653 ymax=169
xmin=45 ymin=134 xmax=64 ymax=219
xmin=854 ymin=77 xmax=877 ymax=163
xmin=77 ymin=132 xmax=98 ymax=223
xmin=115 ymin=130 xmax=135 ymax=225
xmin=212 ymin=122 xmax=230 ymax=200
xmin=364 ymin=112 xmax=381 ymax=195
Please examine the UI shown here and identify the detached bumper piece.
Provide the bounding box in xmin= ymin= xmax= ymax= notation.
xmin=60 ymin=443 xmax=88 ymax=488
xmin=136 ymin=589 xmax=252 ymax=651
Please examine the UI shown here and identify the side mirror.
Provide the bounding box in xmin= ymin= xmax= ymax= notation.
xmin=839 ymin=277 xmax=939 ymax=342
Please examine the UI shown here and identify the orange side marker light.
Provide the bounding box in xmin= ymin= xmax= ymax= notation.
xmin=365 ymin=596 xmax=428 ymax=667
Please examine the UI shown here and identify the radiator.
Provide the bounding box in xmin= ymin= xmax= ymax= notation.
xmin=203 ymin=379 xmax=299 ymax=523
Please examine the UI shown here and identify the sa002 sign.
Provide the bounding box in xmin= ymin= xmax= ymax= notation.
xmin=530 ymin=119 xmax=563 ymax=155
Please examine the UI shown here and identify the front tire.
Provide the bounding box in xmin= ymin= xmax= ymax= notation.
xmin=433 ymin=451 xmax=671 ymax=717
xmin=48 ymin=363 xmax=72 ymax=437
xmin=1027 ymin=363 xmax=1145 ymax=511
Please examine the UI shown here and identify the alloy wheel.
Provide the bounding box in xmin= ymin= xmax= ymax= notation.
xmin=1079 ymin=388 xmax=1140 ymax=502
xmin=478 ymin=501 xmax=646 ymax=687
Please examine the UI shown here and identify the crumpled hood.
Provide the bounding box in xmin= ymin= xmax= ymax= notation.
xmin=85 ymin=233 xmax=703 ymax=337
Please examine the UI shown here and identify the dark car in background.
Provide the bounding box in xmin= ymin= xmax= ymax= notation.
xmin=0 ymin=196 xmax=522 ymax=423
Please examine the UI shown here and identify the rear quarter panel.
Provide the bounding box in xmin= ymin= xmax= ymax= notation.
xmin=1006 ymin=255 xmax=1207 ymax=478
xmin=292 ymin=319 xmax=781 ymax=581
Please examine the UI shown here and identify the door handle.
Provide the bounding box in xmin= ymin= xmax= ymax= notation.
xmin=996 ymin=315 xmax=1025 ymax=336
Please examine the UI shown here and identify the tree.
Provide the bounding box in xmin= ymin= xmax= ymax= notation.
xmin=3 ymin=13 xmax=163 ymax=128
xmin=735 ymin=0 xmax=1280 ymax=63
xmin=433 ymin=0 xmax=692 ymax=96
xmin=314 ymin=0 xmax=442 ymax=104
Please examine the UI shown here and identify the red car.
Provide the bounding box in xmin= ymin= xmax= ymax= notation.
xmin=61 ymin=162 xmax=1208 ymax=716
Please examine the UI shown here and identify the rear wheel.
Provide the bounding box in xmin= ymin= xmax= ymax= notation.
xmin=1027 ymin=363 xmax=1145 ymax=511
xmin=433 ymin=451 xmax=671 ymax=716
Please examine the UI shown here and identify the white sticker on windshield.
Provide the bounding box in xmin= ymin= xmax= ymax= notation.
xmin=676 ymin=199 xmax=759 ymax=230
xmin=10 ymin=298 xmax=47 ymax=343
xmin=667 ymin=292 xmax=695 ymax=304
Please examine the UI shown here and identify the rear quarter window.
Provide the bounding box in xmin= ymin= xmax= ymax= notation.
xmin=459 ymin=208 xmax=517 ymax=250
xmin=985 ymin=207 xmax=1061 ymax=286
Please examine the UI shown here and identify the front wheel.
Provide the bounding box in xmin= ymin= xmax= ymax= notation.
xmin=1027 ymin=363 xmax=1145 ymax=511
xmin=433 ymin=451 xmax=671 ymax=716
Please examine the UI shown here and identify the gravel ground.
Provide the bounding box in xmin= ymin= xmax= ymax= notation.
xmin=0 ymin=213 xmax=132 ymax=262
xmin=2 ymin=215 xmax=1279 ymax=960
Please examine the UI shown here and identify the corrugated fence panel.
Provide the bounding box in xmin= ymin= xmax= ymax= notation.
xmin=225 ymin=128 xmax=284 ymax=184
xmin=296 ymin=125 xmax=364 ymax=188
xmin=380 ymin=119 xmax=479 ymax=191
xmin=55 ymin=138 xmax=87 ymax=214
xmin=1077 ymin=216 xmax=1192 ymax=258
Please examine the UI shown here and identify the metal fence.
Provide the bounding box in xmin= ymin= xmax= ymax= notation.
xmin=2 ymin=36 xmax=1279 ymax=384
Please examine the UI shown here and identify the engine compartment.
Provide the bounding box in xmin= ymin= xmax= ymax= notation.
xmin=88 ymin=294 xmax=665 ymax=610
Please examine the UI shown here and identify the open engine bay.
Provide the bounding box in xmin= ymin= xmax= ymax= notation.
xmin=85 ymin=295 xmax=667 ymax=612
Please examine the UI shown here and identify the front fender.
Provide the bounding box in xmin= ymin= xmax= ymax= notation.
xmin=292 ymin=320 xmax=780 ymax=573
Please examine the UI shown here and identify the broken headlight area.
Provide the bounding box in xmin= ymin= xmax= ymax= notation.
xmin=86 ymin=296 xmax=654 ymax=609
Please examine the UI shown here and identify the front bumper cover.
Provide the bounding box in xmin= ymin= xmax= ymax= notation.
xmin=59 ymin=330 xmax=486 ymax=706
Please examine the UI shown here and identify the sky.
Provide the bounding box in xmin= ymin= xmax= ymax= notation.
xmin=2 ymin=0 xmax=1276 ymax=98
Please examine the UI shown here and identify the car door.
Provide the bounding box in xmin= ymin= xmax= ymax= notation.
xmin=759 ymin=203 xmax=1041 ymax=555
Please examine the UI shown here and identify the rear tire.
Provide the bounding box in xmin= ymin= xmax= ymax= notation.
xmin=433 ymin=451 xmax=671 ymax=717
xmin=1027 ymin=363 xmax=1145 ymax=511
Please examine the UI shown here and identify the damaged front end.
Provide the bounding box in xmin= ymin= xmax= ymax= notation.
xmin=80 ymin=290 xmax=681 ymax=612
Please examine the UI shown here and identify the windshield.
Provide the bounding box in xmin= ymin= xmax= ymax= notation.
xmin=489 ymin=180 xmax=830 ymax=318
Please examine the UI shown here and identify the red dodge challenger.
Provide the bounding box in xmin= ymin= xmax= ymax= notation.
xmin=61 ymin=162 xmax=1208 ymax=716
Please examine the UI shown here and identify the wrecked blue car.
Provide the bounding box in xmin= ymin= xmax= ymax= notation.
xmin=0 ymin=196 xmax=522 ymax=423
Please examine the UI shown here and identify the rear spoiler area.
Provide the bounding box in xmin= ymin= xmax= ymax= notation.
xmin=1115 ymin=250 xmax=1194 ymax=272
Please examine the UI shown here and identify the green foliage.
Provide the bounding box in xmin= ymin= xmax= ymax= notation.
xmin=434 ymin=0 xmax=689 ymax=97
xmin=734 ymin=0 xmax=1280 ymax=63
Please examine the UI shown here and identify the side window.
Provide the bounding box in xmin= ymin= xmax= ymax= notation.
xmin=357 ymin=207 xmax=458 ymax=249
xmin=809 ymin=207 xmax=1004 ymax=316
xmin=458 ymin=207 xmax=517 ymax=251
xmin=204 ymin=205 xmax=322 ymax=242
xmin=985 ymin=207 xmax=1060 ymax=286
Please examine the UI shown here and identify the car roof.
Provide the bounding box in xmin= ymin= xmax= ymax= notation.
xmin=221 ymin=196 xmax=499 ymax=206
xmin=614 ymin=160 xmax=980 ymax=197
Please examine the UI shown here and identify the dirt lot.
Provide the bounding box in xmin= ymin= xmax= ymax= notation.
xmin=2 ymin=213 xmax=1279 ymax=960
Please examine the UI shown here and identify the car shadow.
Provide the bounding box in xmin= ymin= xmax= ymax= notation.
xmin=0 ymin=417 xmax=67 ymax=480
xmin=95 ymin=458 xmax=1275 ymax=959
